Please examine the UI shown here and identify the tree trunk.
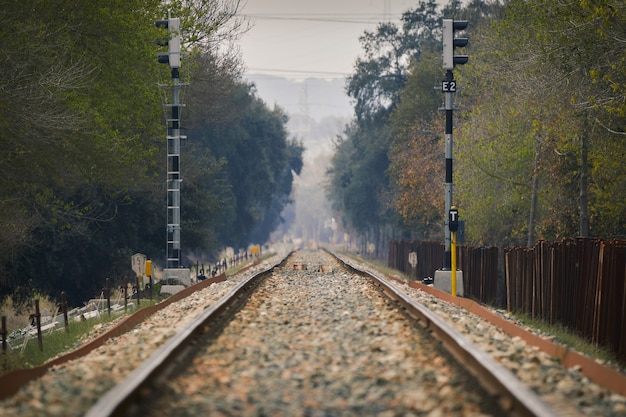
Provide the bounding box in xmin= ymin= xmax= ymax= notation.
xmin=579 ymin=119 xmax=590 ymax=237
xmin=527 ymin=133 xmax=540 ymax=247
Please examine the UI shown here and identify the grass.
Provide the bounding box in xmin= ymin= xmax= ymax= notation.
xmin=512 ymin=313 xmax=621 ymax=366
xmin=1 ymin=299 xmax=157 ymax=374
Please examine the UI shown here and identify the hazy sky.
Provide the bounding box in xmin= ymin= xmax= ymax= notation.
xmin=238 ymin=0 xmax=420 ymax=80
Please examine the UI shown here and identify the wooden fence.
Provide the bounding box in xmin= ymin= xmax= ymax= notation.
xmin=388 ymin=238 xmax=626 ymax=362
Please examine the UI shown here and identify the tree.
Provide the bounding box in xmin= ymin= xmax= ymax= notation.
xmin=346 ymin=0 xmax=440 ymax=121
xmin=388 ymin=51 xmax=445 ymax=238
xmin=327 ymin=120 xmax=391 ymax=235
xmin=0 ymin=0 xmax=251 ymax=305
xmin=0 ymin=0 xmax=165 ymax=303
xmin=188 ymin=79 xmax=303 ymax=249
xmin=327 ymin=1 xmax=444 ymax=248
xmin=445 ymin=0 xmax=626 ymax=247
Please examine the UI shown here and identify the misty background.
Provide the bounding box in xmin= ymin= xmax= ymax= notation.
xmin=244 ymin=75 xmax=352 ymax=245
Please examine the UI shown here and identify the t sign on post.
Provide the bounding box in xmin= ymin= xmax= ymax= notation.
xmin=449 ymin=207 xmax=459 ymax=232
xmin=449 ymin=207 xmax=459 ymax=296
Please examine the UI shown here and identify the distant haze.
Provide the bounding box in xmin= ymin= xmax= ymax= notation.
xmin=245 ymin=75 xmax=353 ymax=121
xmin=246 ymin=75 xmax=351 ymax=245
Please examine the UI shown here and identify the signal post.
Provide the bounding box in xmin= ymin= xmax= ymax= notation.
xmin=433 ymin=19 xmax=468 ymax=296
xmin=156 ymin=16 xmax=190 ymax=289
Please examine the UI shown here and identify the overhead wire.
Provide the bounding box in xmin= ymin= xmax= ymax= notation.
xmin=239 ymin=11 xmax=403 ymax=79
xmin=240 ymin=13 xmax=400 ymax=25
xmin=245 ymin=68 xmax=350 ymax=77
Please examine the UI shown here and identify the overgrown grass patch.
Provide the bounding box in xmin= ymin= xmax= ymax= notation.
xmin=513 ymin=313 xmax=621 ymax=365
xmin=1 ymin=300 xmax=157 ymax=374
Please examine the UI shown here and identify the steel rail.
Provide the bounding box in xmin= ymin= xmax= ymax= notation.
xmin=84 ymin=253 xmax=290 ymax=417
xmin=332 ymin=251 xmax=559 ymax=417
xmin=87 ymin=248 xmax=558 ymax=417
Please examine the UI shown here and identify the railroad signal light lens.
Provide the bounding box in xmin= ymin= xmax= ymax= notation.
xmin=154 ymin=17 xmax=181 ymax=68
xmin=443 ymin=19 xmax=469 ymax=70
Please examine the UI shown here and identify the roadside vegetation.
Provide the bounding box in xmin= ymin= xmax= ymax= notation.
xmin=0 ymin=253 xmax=268 ymax=373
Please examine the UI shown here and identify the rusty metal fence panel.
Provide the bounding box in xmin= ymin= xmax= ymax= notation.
xmin=458 ymin=246 xmax=499 ymax=305
xmin=388 ymin=240 xmax=498 ymax=304
xmin=505 ymin=238 xmax=626 ymax=362
xmin=390 ymin=238 xmax=625 ymax=361
xmin=601 ymin=240 xmax=626 ymax=360
xmin=388 ymin=240 xmax=443 ymax=281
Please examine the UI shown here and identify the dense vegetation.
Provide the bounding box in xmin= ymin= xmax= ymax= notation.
xmin=0 ymin=0 xmax=303 ymax=308
xmin=327 ymin=0 xmax=626 ymax=251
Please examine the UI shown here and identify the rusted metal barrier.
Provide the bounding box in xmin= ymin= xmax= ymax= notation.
xmin=390 ymin=238 xmax=625 ymax=362
xmin=388 ymin=240 xmax=498 ymax=305
xmin=505 ymin=238 xmax=626 ymax=362
xmin=388 ymin=240 xmax=444 ymax=281
xmin=459 ymin=246 xmax=499 ymax=305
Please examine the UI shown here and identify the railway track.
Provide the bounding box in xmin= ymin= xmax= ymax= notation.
xmin=2 ymin=248 xmax=624 ymax=416
xmin=84 ymin=249 xmax=555 ymax=417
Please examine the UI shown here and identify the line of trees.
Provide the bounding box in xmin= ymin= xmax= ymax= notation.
xmin=0 ymin=0 xmax=303 ymax=308
xmin=326 ymin=0 xmax=626 ymax=253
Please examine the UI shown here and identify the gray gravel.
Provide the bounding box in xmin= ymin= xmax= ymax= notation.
xmin=343 ymin=254 xmax=626 ymax=417
xmin=141 ymin=249 xmax=503 ymax=416
xmin=0 ymin=248 xmax=624 ymax=417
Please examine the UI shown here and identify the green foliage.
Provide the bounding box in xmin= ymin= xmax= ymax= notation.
xmin=327 ymin=121 xmax=391 ymax=234
xmin=0 ymin=0 xmax=300 ymax=309
xmin=186 ymin=71 xmax=304 ymax=249
xmin=328 ymin=1 xmax=444 ymax=239
xmin=387 ymin=52 xmax=445 ymax=238
xmin=455 ymin=0 xmax=626 ymax=244
xmin=0 ymin=0 xmax=164 ymax=304
xmin=346 ymin=0 xmax=440 ymax=121
xmin=331 ymin=0 xmax=626 ymax=247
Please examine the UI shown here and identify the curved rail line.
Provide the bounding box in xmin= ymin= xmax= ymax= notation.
xmin=83 ymin=249 xmax=559 ymax=417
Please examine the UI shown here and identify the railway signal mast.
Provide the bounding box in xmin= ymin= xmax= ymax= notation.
xmin=156 ymin=16 xmax=190 ymax=286
xmin=434 ymin=19 xmax=468 ymax=296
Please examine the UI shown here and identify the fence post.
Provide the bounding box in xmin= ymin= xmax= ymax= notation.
xmin=1 ymin=316 xmax=7 ymax=353
xmin=122 ymin=283 xmax=128 ymax=312
xmin=30 ymin=300 xmax=43 ymax=352
xmin=104 ymin=278 xmax=111 ymax=316
xmin=61 ymin=291 xmax=69 ymax=332
xmin=135 ymin=275 xmax=141 ymax=307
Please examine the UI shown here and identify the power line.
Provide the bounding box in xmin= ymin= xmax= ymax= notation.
xmin=240 ymin=13 xmax=400 ymax=24
xmin=244 ymin=67 xmax=351 ymax=78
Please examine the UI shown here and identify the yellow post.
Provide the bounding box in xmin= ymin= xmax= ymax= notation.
xmin=145 ymin=260 xmax=152 ymax=277
xmin=145 ymin=259 xmax=153 ymax=301
xmin=451 ymin=230 xmax=457 ymax=297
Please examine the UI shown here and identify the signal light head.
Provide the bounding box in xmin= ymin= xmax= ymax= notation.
xmin=443 ymin=19 xmax=469 ymax=70
xmin=155 ymin=18 xmax=181 ymax=68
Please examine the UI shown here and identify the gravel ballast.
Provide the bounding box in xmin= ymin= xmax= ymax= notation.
xmin=0 ymin=249 xmax=624 ymax=416
xmin=141 ymin=250 xmax=504 ymax=416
